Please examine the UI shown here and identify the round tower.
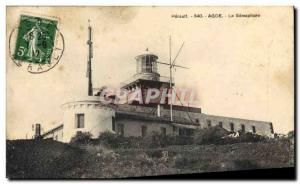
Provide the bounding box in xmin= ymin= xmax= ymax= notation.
xmin=61 ymin=96 xmax=115 ymax=142
xmin=134 ymin=48 xmax=160 ymax=81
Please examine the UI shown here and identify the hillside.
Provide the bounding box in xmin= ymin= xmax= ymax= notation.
xmin=7 ymin=138 xmax=294 ymax=179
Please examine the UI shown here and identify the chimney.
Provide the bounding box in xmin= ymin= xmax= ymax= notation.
xmin=34 ymin=123 xmax=41 ymax=138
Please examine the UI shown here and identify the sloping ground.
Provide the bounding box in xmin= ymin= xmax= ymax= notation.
xmin=7 ymin=139 xmax=294 ymax=179
xmin=6 ymin=139 xmax=85 ymax=179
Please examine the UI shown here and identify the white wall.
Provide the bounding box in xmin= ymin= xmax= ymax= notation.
xmin=52 ymin=100 xmax=273 ymax=142
xmin=115 ymin=118 xmax=176 ymax=137
xmin=117 ymin=104 xmax=273 ymax=136
xmin=195 ymin=113 xmax=273 ymax=136
xmin=61 ymin=96 xmax=114 ymax=142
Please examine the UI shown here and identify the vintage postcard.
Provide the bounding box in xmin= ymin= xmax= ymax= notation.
xmin=6 ymin=6 xmax=294 ymax=179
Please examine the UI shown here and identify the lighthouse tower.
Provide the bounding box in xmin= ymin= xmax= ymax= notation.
xmin=121 ymin=49 xmax=172 ymax=106
xmin=134 ymin=48 xmax=160 ymax=81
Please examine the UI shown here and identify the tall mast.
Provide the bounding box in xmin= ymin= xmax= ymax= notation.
xmin=87 ymin=19 xmax=93 ymax=96
xmin=169 ymin=36 xmax=173 ymax=122
xmin=155 ymin=37 xmax=186 ymax=122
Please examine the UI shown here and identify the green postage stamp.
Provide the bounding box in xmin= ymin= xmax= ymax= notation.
xmin=10 ymin=14 xmax=64 ymax=73
xmin=13 ymin=15 xmax=58 ymax=64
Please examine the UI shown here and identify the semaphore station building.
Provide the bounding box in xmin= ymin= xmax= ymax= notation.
xmin=32 ymin=23 xmax=274 ymax=143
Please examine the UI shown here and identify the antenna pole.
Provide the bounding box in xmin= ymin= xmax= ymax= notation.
xmin=169 ymin=36 xmax=173 ymax=122
xmin=87 ymin=19 xmax=93 ymax=96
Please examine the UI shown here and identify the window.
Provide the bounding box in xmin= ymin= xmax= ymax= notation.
xmin=117 ymin=124 xmax=124 ymax=136
xmin=152 ymin=60 xmax=158 ymax=73
xmin=241 ymin=124 xmax=245 ymax=133
xmin=145 ymin=56 xmax=152 ymax=72
xmin=75 ymin=114 xmax=84 ymax=128
xmin=112 ymin=117 xmax=116 ymax=131
xmin=173 ymin=125 xmax=177 ymax=132
xmin=161 ymin=127 xmax=167 ymax=136
xmin=252 ymin=126 xmax=256 ymax=134
xmin=142 ymin=125 xmax=147 ymax=137
xmin=219 ymin=121 xmax=223 ymax=128
xmin=179 ymin=128 xmax=184 ymax=136
xmin=179 ymin=128 xmax=194 ymax=137
xmin=270 ymin=123 xmax=274 ymax=134
xmin=195 ymin=119 xmax=200 ymax=128
xmin=136 ymin=58 xmax=142 ymax=73
xmin=230 ymin=123 xmax=234 ymax=132
xmin=207 ymin=120 xmax=211 ymax=127
xmin=141 ymin=57 xmax=147 ymax=72
xmin=187 ymin=129 xmax=194 ymax=136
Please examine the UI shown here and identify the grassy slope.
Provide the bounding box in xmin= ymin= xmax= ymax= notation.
xmin=7 ymin=139 xmax=294 ymax=179
xmin=7 ymin=139 xmax=85 ymax=178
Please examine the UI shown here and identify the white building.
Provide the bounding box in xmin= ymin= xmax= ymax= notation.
xmin=36 ymin=25 xmax=274 ymax=143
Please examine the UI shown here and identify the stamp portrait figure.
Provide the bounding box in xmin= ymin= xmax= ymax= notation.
xmin=23 ymin=19 xmax=43 ymax=61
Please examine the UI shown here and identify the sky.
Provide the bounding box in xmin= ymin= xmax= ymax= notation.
xmin=6 ymin=6 xmax=294 ymax=139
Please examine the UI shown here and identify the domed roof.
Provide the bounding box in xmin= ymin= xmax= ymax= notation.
xmin=135 ymin=48 xmax=158 ymax=60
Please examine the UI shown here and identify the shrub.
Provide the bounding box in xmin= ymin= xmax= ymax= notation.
xmin=288 ymin=131 xmax=294 ymax=139
xmin=96 ymin=127 xmax=268 ymax=148
xmin=97 ymin=131 xmax=147 ymax=149
xmin=97 ymin=131 xmax=119 ymax=148
xmin=193 ymin=126 xmax=230 ymax=145
xmin=193 ymin=127 xmax=267 ymax=145
xmin=238 ymin=132 xmax=267 ymax=143
xmin=70 ymin=131 xmax=93 ymax=145
xmin=96 ymin=131 xmax=194 ymax=149
xmin=150 ymin=132 xmax=194 ymax=147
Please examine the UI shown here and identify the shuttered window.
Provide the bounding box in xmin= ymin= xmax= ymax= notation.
xmin=75 ymin=114 xmax=84 ymax=128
